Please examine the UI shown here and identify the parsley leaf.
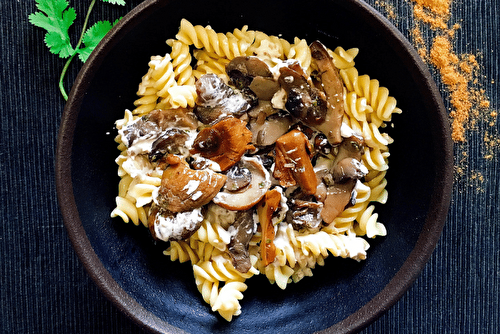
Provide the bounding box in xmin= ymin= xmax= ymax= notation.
xmin=29 ymin=0 xmax=76 ymax=58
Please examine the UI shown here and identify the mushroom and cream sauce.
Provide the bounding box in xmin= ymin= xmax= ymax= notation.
xmin=118 ymin=41 xmax=369 ymax=271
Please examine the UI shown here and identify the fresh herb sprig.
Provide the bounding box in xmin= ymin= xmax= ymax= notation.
xmin=29 ymin=0 xmax=126 ymax=100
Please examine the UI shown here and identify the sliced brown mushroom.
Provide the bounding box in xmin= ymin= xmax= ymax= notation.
xmin=156 ymin=154 xmax=227 ymax=213
xmin=226 ymin=56 xmax=280 ymax=100
xmin=189 ymin=117 xmax=255 ymax=171
xmin=273 ymin=129 xmax=318 ymax=195
xmin=148 ymin=205 xmax=205 ymax=242
xmin=310 ymin=40 xmax=345 ymax=145
xmin=227 ymin=210 xmax=256 ymax=273
xmin=320 ymin=136 xmax=367 ymax=224
xmin=213 ymin=156 xmax=271 ymax=210
xmin=248 ymin=111 xmax=293 ymax=147
xmin=224 ymin=163 xmax=252 ymax=192
xmin=286 ymin=199 xmax=323 ymax=231
xmin=195 ymin=73 xmax=255 ymax=124
xmin=149 ymin=128 xmax=191 ymax=162
xmin=248 ymin=76 xmax=280 ymax=101
xmin=279 ymin=65 xmax=329 ymax=125
xmin=121 ymin=108 xmax=198 ymax=147
xmin=147 ymin=108 xmax=199 ymax=130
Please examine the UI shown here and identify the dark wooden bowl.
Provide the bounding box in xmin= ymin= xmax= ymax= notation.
xmin=56 ymin=0 xmax=453 ymax=332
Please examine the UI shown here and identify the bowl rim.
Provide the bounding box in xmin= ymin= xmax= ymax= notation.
xmin=55 ymin=0 xmax=453 ymax=333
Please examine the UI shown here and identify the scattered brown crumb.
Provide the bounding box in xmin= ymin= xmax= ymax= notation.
xmin=375 ymin=0 xmax=398 ymax=20
xmin=410 ymin=0 xmax=497 ymax=166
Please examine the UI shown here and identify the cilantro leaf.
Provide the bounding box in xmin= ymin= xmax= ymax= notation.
xmin=102 ymin=0 xmax=126 ymax=5
xmin=29 ymin=0 xmax=127 ymax=100
xmin=77 ymin=20 xmax=113 ymax=62
xmin=28 ymin=0 xmax=76 ymax=58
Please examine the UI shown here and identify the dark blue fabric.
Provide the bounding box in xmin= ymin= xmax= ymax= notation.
xmin=1 ymin=0 xmax=498 ymax=333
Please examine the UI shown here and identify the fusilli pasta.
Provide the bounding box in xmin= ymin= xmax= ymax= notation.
xmin=111 ymin=19 xmax=402 ymax=322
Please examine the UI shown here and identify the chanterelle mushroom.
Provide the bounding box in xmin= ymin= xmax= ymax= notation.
xmin=156 ymin=154 xmax=227 ymax=213
xmin=320 ymin=136 xmax=368 ymax=224
xmin=257 ymin=189 xmax=282 ymax=266
xmin=273 ymin=129 xmax=318 ymax=195
xmin=213 ymin=156 xmax=271 ymax=211
xmin=190 ymin=117 xmax=255 ymax=171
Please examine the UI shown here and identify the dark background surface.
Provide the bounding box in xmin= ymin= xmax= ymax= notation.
xmin=1 ymin=0 xmax=499 ymax=333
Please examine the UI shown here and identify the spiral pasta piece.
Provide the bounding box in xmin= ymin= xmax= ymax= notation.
xmin=287 ymin=38 xmax=311 ymax=71
xmin=164 ymin=240 xmax=200 ymax=264
xmin=211 ymin=281 xmax=247 ymax=321
xmin=340 ymin=67 xmax=402 ymax=122
xmin=192 ymin=49 xmax=231 ymax=79
xmin=176 ymin=19 xmax=253 ymax=59
xmin=167 ymin=39 xmax=195 ymax=86
xmin=190 ymin=219 xmax=232 ymax=252
xmin=329 ymin=46 xmax=358 ymax=69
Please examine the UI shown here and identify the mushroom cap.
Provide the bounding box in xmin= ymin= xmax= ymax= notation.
xmin=213 ymin=156 xmax=272 ymax=210
xmin=156 ymin=155 xmax=227 ymax=213
xmin=190 ymin=117 xmax=255 ymax=171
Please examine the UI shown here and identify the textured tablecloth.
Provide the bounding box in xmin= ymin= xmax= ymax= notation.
xmin=1 ymin=0 xmax=499 ymax=333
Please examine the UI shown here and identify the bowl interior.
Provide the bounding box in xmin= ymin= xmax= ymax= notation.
xmin=57 ymin=0 xmax=452 ymax=333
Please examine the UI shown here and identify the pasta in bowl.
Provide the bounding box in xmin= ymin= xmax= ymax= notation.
xmin=56 ymin=0 xmax=452 ymax=333
xmin=111 ymin=19 xmax=399 ymax=321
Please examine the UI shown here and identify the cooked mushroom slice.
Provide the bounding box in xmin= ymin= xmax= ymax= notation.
xmin=189 ymin=154 xmax=222 ymax=172
xmin=195 ymin=73 xmax=254 ymax=124
xmin=278 ymin=64 xmax=326 ymax=120
xmin=226 ymin=56 xmax=280 ymax=100
xmin=213 ymin=156 xmax=271 ymax=210
xmin=156 ymin=155 xmax=227 ymax=213
xmin=320 ymin=136 xmax=368 ymax=224
xmin=149 ymin=128 xmax=191 ymax=162
xmin=286 ymin=199 xmax=323 ymax=231
xmin=273 ymin=129 xmax=318 ymax=195
xmin=331 ymin=135 xmax=366 ymax=181
xmin=310 ymin=41 xmax=345 ymax=145
xmin=226 ymin=56 xmax=273 ymax=87
xmin=146 ymin=108 xmax=198 ymax=130
xmin=313 ymin=132 xmax=332 ymax=155
xmin=249 ymin=112 xmax=293 ymax=147
xmin=121 ymin=117 xmax=161 ymax=147
xmin=225 ymin=163 xmax=252 ymax=191
xmin=256 ymin=189 xmax=282 ymax=266
xmin=121 ymin=108 xmax=198 ymax=147
xmin=228 ymin=210 xmax=256 ymax=273
xmin=248 ymin=76 xmax=280 ymax=101
xmin=190 ymin=117 xmax=255 ymax=171
xmin=148 ymin=205 xmax=205 ymax=242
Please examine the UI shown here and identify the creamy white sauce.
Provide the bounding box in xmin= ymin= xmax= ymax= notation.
xmin=183 ymin=180 xmax=200 ymax=195
xmin=154 ymin=208 xmax=204 ymax=242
